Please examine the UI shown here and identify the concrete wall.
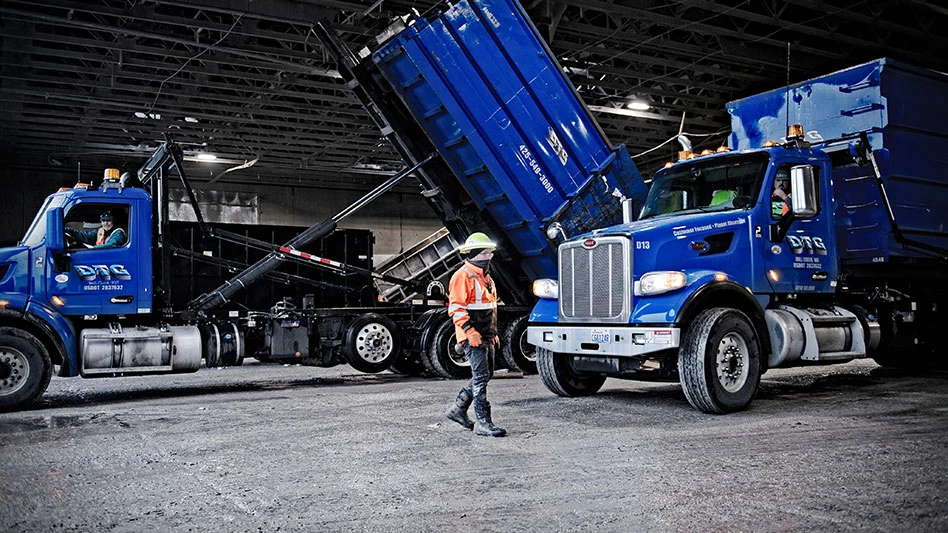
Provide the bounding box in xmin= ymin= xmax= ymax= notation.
xmin=0 ymin=166 xmax=444 ymax=263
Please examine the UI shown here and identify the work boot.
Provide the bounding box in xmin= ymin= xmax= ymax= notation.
xmin=473 ymin=402 xmax=506 ymax=438
xmin=444 ymin=389 xmax=474 ymax=430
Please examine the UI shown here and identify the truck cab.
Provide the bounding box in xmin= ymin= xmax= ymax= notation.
xmin=1 ymin=172 xmax=204 ymax=411
xmin=46 ymin=185 xmax=153 ymax=318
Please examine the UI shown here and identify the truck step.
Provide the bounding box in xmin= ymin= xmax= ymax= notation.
xmin=808 ymin=314 xmax=857 ymax=326
xmin=814 ymin=350 xmax=864 ymax=361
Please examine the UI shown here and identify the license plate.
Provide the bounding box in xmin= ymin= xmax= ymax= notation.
xmin=590 ymin=329 xmax=610 ymax=344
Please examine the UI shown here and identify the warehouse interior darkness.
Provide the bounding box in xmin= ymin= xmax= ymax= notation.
xmin=2 ymin=1 xmax=948 ymax=531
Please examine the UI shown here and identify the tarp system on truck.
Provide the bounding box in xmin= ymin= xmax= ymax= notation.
xmin=369 ymin=0 xmax=647 ymax=281
xmin=727 ymin=58 xmax=948 ymax=262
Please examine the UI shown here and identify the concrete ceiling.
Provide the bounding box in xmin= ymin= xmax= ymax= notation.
xmin=2 ymin=0 xmax=947 ymax=191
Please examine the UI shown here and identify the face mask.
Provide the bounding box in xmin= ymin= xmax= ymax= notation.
xmin=469 ymin=257 xmax=491 ymax=274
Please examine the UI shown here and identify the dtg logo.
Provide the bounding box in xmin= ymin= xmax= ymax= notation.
xmin=73 ymin=264 xmax=131 ymax=281
xmin=786 ymin=235 xmax=827 ymax=255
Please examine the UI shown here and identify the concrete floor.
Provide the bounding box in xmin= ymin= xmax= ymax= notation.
xmin=1 ymin=359 xmax=946 ymax=532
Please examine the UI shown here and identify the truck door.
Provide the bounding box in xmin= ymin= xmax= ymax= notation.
xmin=50 ymin=202 xmax=140 ymax=316
xmin=763 ymin=161 xmax=838 ymax=294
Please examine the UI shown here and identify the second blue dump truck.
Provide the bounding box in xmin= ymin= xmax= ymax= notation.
xmin=528 ymin=58 xmax=948 ymax=413
xmin=317 ymin=0 xmax=647 ymax=378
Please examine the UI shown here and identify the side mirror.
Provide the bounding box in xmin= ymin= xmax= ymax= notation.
xmin=46 ymin=207 xmax=64 ymax=254
xmin=790 ymin=165 xmax=818 ymax=217
xmin=545 ymin=221 xmax=567 ymax=242
xmin=621 ymin=197 xmax=636 ymax=224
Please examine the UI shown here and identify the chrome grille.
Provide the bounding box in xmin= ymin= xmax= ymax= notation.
xmin=559 ymin=236 xmax=630 ymax=322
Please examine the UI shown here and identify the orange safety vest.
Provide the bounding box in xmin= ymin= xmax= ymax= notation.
xmin=447 ymin=261 xmax=499 ymax=342
xmin=96 ymin=227 xmax=107 ymax=245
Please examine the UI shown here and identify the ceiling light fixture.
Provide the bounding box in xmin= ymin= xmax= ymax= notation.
xmin=627 ymin=101 xmax=650 ymax=111
xmin=588 ymin=105 xmax=671 ymax=121
xmin=196 ymin=153 xmax=218 ymax=161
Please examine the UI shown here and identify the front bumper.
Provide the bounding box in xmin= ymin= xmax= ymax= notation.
xmin=527 ymin=324 xmax=680 ymax=357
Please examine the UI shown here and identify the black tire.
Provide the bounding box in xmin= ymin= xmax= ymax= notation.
xmin=343 ymin=313 xmax=401 ymax=374
xmin=203 ymin=324 xmax=222 ymax=368
xmin=0 ymin=327 xmax=53 ymax=411
xmin=857 ymin=304 xmax=942 ymax=370
xmin=423 ymin=315 xmax=471 ymax=380
xmin=218 ymin=323 xmax=245 ymax=367
xmin=679 ymin=308 xmax=761 ymax=414
xmin=501 ymin=315 xmax=537 ymax=374
xmin=388 ymin=350 xmax=427 ymax=376
xmin=536 ymin=347 xmax=605 ymax=396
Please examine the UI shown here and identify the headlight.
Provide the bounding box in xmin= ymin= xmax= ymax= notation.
xmin=635 ymin=271 xmax=687 ymax=296
xmin=532 ymin=278 xmax=558 ymax=299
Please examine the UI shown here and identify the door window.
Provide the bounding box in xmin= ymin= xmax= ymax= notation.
xmin=64 ymin=204 xmax=130 ymax=251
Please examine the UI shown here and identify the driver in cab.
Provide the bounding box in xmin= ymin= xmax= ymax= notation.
xmin=66 ymin=211 xmax=126 ymax=249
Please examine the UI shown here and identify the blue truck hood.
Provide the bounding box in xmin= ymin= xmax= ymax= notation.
xmin=589 ymin=210 xmax=754 ymax=280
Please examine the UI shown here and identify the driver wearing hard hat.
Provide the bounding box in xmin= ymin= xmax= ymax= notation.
xmin=66 ymin=211 xmax=126 ymax=249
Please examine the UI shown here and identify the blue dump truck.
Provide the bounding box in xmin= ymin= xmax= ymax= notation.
xmin=0 ymin=0 xmax=647 ymax=410
xmin=316 ymin=0 xmax=647 ymax=378
xmin=0 ymin=141 xmax=429 ymax=411
xmin=528 ymin=58 xmax=948 ymax=413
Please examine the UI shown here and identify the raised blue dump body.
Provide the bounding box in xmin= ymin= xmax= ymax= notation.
xmin=728 ymin=58 xmax=948 ymax=261
xmin=372 ymin=0 xmax=647 ymax=281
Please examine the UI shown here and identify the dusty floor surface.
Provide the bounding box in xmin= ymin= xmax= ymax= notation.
xmin=1 ymin=359 xmax=946 ymax=532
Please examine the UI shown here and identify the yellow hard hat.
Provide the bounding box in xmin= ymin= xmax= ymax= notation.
xmin=458 ymin=232 xmax=497 ymax=254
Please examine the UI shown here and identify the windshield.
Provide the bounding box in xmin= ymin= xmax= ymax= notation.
xmin=640 ymin=152 xmax=769 ymax=219
xmin=20 ymin=194 xmax=66 ymax=247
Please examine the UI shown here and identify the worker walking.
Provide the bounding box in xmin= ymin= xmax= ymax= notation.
xmin=443 ymin=232 xmax=506 ymax=437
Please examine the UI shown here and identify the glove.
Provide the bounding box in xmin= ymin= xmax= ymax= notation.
xmin=490 ymin=336 xmax=500 ymax=346
xmin=467 ymin=329 xmax=483 ymax=347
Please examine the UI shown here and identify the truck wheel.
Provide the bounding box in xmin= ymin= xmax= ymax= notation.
xmin=343 ymin=314 xmax=401 ymax=374
xmin=219 ymin=323 xmax=245 ymax=367
xmin=501 ymin=316 xmax=537 ymax=374
xmin=679 ymin=308 xmax=761 ymax=414
xmin=203 ymin=324 xmax=222 ymax=368
xmin=423 ymin=316 xmax=471 ymax=379
xmin=389 ymin=350 xmax=427 ymax=376
xmin=536 ymin=347 xmax=605 ymax=396
xmin=0 ymin=328 xmax=53 ymax=411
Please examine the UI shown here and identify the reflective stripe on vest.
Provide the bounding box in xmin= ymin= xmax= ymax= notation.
xmin=96 ymin=227 xmax=106 ymax=245
xmin=461 ymin=266 xmax=496 ymax=308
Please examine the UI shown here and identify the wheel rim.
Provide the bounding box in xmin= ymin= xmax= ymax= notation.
xmin=0 ymin=346 xmax=31 ymax=396
xmin=445 ymin=335 xmax=469 ymax=368
xmin=517 ymin=328 xmax=536 ymax=363
xmin=355 ymin=323 xmax=394 ymax=363
xmin=716 ymin=332 xmax=749 ymax=393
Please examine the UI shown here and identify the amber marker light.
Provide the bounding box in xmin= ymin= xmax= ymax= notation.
xmin=51 ymin=295 xmax=66 ymax=307
xmin=0 ymin=299 xmax=8 ymax=309
xmin=714 ymin=272 xmax=728 ymax=282
xmin=716 ymin=146 xmax=730 ymax=153
xmin=787 ymin=124 xmax=804 ymax=138
xmin=700 ymin=149 xmax=713 ymax=156
xmin=664 ymin=161 xmax=674 ymax=168
xmin=763 ymin=140 xmax=778 ymax=147
xmin=768 ymin=269 xmax=779 ymax=282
